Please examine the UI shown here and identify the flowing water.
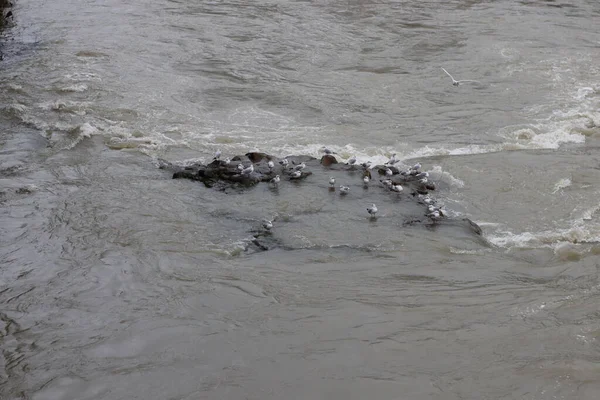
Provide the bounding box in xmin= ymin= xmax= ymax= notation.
xmin=2 ymin=0 xmax=600 ymax=398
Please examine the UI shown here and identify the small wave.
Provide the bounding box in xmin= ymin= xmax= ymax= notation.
xmin=581 ymin=203 xmax=600 ymax=221
xmin=487 ymin=225 xmax=600 ymax=250
xmin=58 ymin=83 xmax=88 ymax=93
xmin=552 ymin=177 xmax=572 ymax=194
xmin=429 ymin=165 xmax=464 ymax=188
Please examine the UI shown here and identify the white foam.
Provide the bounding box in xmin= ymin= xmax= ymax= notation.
xmin=552 ymin=177 xmax=572 ymax=194
xmin=429 ymin=165 xmax=465 ymax=188
xmin=59 ymin=84 xmax=88 ymax=93
xmin=487 ymin=225 xmax=600 ymax=250
xmin=581 ymin=203 xmax=600 ymax=221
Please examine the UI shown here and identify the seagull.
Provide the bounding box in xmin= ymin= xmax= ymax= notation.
xmin=237 ymin=163 xmax=245 ymax=171
xmin=279 ymin=159 xmax=289 ymax=167
xmin=289 ymin=171 xmax=302 ymax=179
xmin=270 ymin=175 xmax=280 ymax=185
xmin=415 ymin=172 xmax=429 ymax=179
xmin=441 ymin=67 xmax=481 ymax=86
xmin=412 ymin=162 xmax=421 ymax=171
xmin=322 ymin=147 xmax=336 ymax=155
xmin=223 ymin=157 xmax=231 ymax=165
xmin=361 ymin=161 xmax=372 ymax=169
xmin=380 ymin=179 xmax=393 ymax=188
xmin=385 ymin=168 xmax=393 ymax=177
xmin=419 ymin=178 xmax=428 ymax=184
xmin=367 ymin=203 xmax=378 ymax=217
xmin=387 ymin=153 xmax=399 ymax=165
xmin=329 ymin=177 xmax=336 ymax=187
xmin=426 ymin=210 xmax=442 ymax=221
xmin=214 ymin=150 xmax=221 ymax=160
xmin=363 ymin=175 xmax=370 ymax=185
xmin=242 ymin=164 xmax=254 ymax=175
xmin=347 ymin=156 xmax=357 ymax=165
xmin=262 ymin=220 xmax=273 ymax=230
xmin=293 ymin=162 xmax=306 ymax=171
xmin=418 ymin=195 xmax=435 ymax=205
xmin=339 ymin=185 xmax=349 ymax=195
xmin=391 ymin=184 xmax=403 ymax=193
xmin=267 ymin=160 xmax=275 ymax=170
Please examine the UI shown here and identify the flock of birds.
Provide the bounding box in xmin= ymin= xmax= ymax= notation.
xmin=213 ymin=147 xmax=447 ymax=233
xmin=208 ymin=67 xmax=473 ymax=233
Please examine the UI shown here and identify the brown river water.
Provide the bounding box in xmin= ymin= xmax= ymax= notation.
xmin=2 ymin=1 xmax=600 ymax=399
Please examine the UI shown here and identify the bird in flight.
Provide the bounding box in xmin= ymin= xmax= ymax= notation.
xmin=441 ymin=67 xmax=481 ymax=86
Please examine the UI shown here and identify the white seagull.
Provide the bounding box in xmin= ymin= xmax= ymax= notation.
xmin=329 ymin=177 xmax=336 ymax=186
xmin=293 ymin=162 xmax=306 ymax=171
xmin=441 ymin=67 xmax=481 ymax=86
xmin=391 ymin=184 xmax=403 ymax=193
xmin=279 ymin=159 xmax=289 ymax=167
xmin=267 ymin=160 xmax=275 ymax=170
xmin=363 ymin=175 xmax=370 ymax=185
xmin=385 ymin=168 xmax=393 ymax=177
xmin=237 ymin=163 xmax=245 ymax=171
xmin=289 ymin=171 xmax=302 ymax=179
xmin=262 ymin=220 xmax=273 ymax=230
xmin=339 ymin=185 xmax=349 ymax=195
xmin=347 ymin=156 xmax=357 ymax=165
xmin=214 ymin=150 xmax=221 ymax=160
xmin=242 ymin=164 xmax=254 ymax=175
xmin=367 ymin=203 xmax=378 ymax=217
xmin=270 ymin=175 xmax=280 ymax=184
xmin=387 ymin=153 xmax=399 ymax=165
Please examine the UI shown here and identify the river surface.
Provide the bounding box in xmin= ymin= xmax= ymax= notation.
xmin=2 ymin=1 xmax=600 ymax=399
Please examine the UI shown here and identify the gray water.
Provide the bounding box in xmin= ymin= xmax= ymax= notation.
xmin=2 ymin=0 xmax=600 ymax=398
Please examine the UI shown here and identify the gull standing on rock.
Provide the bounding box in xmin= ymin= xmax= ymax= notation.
xmin=242 ymin=164 xmax=254 ymax=175
xmin=367 ymin=203 xmax=378 ymax=217
xmin=270 ymin=175 xmax=280 ymax=185
xmin=363 ymin=175 xmax=370 ymax=185
xmin=339 ymin=185 xmax=349 ymax=195
xmin=237 ymin=163 xmax=245 ymax=172
xmin=289 ymin=171 xmax=302 ymax=179
xmin=387 ymin=153 xmax=399 ymax=165
xmin=329 ymin=177 xmax=336 ymax=187
xmin=322 ymin=147 xmax=336 ymax=155
xmin=385 ymin=168 xmax=393 ymax=177
xmin=293 ymin=162 xmax=306 ymax=171
xmin=279 ymin=159 xmax=289 ymax=167
xmin=347 ymin=155 xmax=357 ymax=166
xmin=262 ymin=219 xmax=273 ymax=230
xmin=267 ymin=160 xmax=275 ymax=171
xmin=214 ymin=150 xmax=221 ymax=160
xmin=391 ymin=184 xmax=403 ymax=193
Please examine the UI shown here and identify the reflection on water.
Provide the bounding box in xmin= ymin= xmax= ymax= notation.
xmin=2 ymin=0 xmax=600 ymax=398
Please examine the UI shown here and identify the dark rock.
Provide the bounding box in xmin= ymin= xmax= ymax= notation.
xmin=320 ymin=155 xmax=338 ymax=166
xmin=246 ymin=152 xmax=271 ymax=163
xmin=160 ymin=151 xmax=484 ymax=251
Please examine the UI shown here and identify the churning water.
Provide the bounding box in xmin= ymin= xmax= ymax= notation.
xmin=2 ymin=1 xmax=600 ymax=399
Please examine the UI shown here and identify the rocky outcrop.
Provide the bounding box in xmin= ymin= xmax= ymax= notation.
xmin=159 ymin=152 xmax=483 ymax=252
xmin=0 ymin=1 xmax=13 ymax=28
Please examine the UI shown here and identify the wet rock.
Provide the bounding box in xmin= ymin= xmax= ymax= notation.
xmin=320 ymin=155 xmax=338 ymax=166
xmin=160 ymin=152 xmax=483 ymax=251
xmin=375 ymin=165 xmax=400 ymax=175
